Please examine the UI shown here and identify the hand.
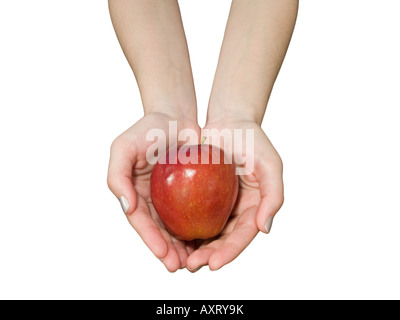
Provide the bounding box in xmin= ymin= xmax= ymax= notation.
xmin=186 ymin=119 xmax=284 ymax=271
xmin=107 ymin=112 xmax=200 ymax=272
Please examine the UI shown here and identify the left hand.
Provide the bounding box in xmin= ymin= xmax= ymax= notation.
xmin=186 ymin=119 xmax=284 ymax=271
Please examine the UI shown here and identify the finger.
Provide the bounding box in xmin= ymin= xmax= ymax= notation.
xmin=184 ymin=242 xmax=197 ymax=272
xmin=158 ymin=229 xmax=182 ymax=272
xmin=185 ymin=240 xmax=196 ymax=256
xmin=255 ymin=159 xmax=284 ymax=233
xmin=171 ymin=237 xmax=189 ymax=269
xmin=186 ymin=246 xmax=216 ymax=271
xmin=160 ymin=246 xmax=181 ymax=273
xmin=107 ymin=137 xmax=138 ymax=215
xmin=127 ymin=196 xmax=168 ymax=260
xmin=209 ymin=206 xmax=259 ymax=271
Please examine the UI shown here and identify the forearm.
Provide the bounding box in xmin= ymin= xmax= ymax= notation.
xmin=207 ymin=0 xmax=298 ymax=125
xmin=109 ymin=0 xmax=197 ymax=121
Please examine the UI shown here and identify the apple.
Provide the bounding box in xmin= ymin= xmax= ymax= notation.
xmin=150 ymin=144 xmax=239 ymax=241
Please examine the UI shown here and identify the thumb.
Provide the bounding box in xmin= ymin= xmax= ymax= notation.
xmin=256 ymin=191 xmax=284 ymax=234
xmin=107 ymin=138 xmax=138 ymax=215
xmin=255 ymin=161 xmax=284 ymax=233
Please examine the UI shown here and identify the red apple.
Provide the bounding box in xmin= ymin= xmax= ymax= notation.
xmin=150 ymin=144 xmax=239 ymax=241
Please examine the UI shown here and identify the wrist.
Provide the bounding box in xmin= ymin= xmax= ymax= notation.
xmin=142 ymin=90 xmax=198 ymax=123
xmin=206 ymin=100 xmax=264 ymax=127
xmin=205 ymin=112 xmax=261 ymax=130
xmin=140 ymin=87 xmax=198 ymax=124
xmin=143 ymin=105 xmax=200 ymax=135
xmin=138 ymin=66 xmax=198 ymax=122
xmin=144 ymin=104 xmax=195 ymax=121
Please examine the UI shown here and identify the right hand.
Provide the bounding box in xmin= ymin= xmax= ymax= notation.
xmin=107 ymin=111 xmax=200 ymax=272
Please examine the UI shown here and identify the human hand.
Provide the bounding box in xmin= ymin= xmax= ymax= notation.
xmin=186 ymin=119 xmax=284 ymax=271
xmin=107 ymin=112 xmax=200 ymax=272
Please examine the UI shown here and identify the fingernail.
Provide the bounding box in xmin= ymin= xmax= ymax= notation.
xmin=119 ymin=196 xmax=129 ymax=214
xmin=187 ymin=266 xmax=202 ymax=273
xmin=265 ymin=216 xmax=274 ymax=234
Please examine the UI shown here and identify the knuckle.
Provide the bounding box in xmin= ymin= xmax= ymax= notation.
xmin=110 ymin=136 xmax=123 ymax=153
xmin=273 ymin=193 xmax=285 ymax=213
xmin=263 ymin=153 xmax=283 ymax=174
xmin=110 ymin=134 xmax=137 ymax=155
xmin=106 ymin=174 xmax=115 ymax=191
xmin=273 ymin=154 xmax=284 ymax=172
xmin=278 ymin=194 xmax=285 ymax=208
xmin=242 ymin=216 xmax=258 ymax=232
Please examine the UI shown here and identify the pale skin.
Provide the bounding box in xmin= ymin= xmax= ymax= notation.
xmin=107 ymin=0 xmax=298 ymax=272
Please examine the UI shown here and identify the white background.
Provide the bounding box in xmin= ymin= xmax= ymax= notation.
xmin=0 ymin=0 xmax=399 ymax=300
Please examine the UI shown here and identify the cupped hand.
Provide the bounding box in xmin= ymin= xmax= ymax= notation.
xmin=186 ymin=119 xmax=284 ymax=271
xmin=107 ymin=112 xmax=200 ymax=272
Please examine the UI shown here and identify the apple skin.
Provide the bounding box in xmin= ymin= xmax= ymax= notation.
xmin=150 ymin=144 xmax=239 ymax=241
